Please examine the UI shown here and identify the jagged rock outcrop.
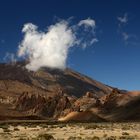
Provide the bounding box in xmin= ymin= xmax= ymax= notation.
xmin=85 ymin=91 xmax=95 ymax=98
xmin=14 ymin=91 xmax=76 ymax=119
xmin=15 ymin=92 xmax=46 ymax=111
xmin=101 ymin=88 xmax=122 ymax=110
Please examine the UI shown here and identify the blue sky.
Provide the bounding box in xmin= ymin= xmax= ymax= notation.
xmin=0 ymin=0 xmax=140 ymax=90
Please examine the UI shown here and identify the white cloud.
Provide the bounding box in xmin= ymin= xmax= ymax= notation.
xmin=78 ymin=18 xmax=96 ymax=28
xmin=122 ymin=32 xmax=129 ymax=41
xmin=121 ymin=32 xmax=138 ymax=45
xmin=117 ymin=13 xmax=128 ymax=24
xmin=117 ymin=13 xmax=131 ymax=44
xmin=81 ymin=38 xmax=98 ymax=49
xmin=77 ymin=18 xmax=97 ymax=49
xmin=90 ymin=38 xmax=98 ymax=45
xmin=18 ymin=18 xmax=98 ymax=71
xmin=18 ymin=21 xmax=75 ymax=71
xmin=117 ymin=13 xmax=138 ymax=45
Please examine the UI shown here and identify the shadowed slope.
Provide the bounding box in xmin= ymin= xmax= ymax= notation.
xmin=0 ymin=62 xmax=112 ymax=120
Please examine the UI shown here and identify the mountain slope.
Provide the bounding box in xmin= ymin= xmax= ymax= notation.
xmin=0 ymin=62 xmax=112 ymax=120
xmin=1 ymin=62 xmax=140 ymax=122
xmin=0 ymin=62 xmax=112 ymax=97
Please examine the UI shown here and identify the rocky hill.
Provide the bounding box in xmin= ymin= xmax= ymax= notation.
xmin=0 ymin=62 xmax=140 ymax=122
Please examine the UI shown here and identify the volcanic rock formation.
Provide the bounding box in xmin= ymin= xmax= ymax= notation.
xmin=0 ymin=62 xmax=140 ymax=122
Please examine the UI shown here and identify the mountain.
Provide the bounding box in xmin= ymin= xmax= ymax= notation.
xmin=0 ymin=61 xmax=112 ymax=97
xmin=0 ymin=62 xmax=140 ymax=122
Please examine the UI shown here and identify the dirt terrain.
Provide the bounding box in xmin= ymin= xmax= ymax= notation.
xmin=0 ymin=122 xmax=140 ymax=140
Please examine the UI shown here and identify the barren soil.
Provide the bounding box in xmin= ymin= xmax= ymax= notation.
xmin=0 ymin=122 xmax=139 ymax=140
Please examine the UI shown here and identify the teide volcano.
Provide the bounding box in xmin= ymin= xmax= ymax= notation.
xmin=0 ymin=62 xmax=140 ymax=122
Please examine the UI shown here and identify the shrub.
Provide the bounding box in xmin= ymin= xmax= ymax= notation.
xmin=37 ymin=134 xmax=55 ymax=140
xmin=122 ymin=132 xmax=129 ymax=135
xmin=119 ymin=135 xmax=135 ymax=140
xmin=14 ymin=127 xmax=20 ymax=131
xmin=3 ymin=129 xmax=11 ymax=133
xmin=0 ymin=124 xmax=9 ymax=129
xmin=103 ymin=134 xmax=108 ymax=138
xmin=68 ymin=136 xmax=82 ymax=140
xmin=84 ymin=124 xmax=99 ymax=129
xmin=105 ymin=136 xmax=116 ymax=140
xmin=68 ymin=136 xmax=77 ymax=140
xmin=92 ymin=136 xmax=100 ymax=140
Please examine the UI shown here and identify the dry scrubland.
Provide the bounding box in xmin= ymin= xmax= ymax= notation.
xmin=0 ymin=122 xmax=140 ymax=140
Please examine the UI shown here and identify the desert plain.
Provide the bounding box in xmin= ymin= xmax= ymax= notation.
xmin=0 ymin=121 xmax=140 ymax=140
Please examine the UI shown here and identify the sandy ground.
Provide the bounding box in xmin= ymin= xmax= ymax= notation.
xmin=0 ymin=122 xmax=140 ymax=139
